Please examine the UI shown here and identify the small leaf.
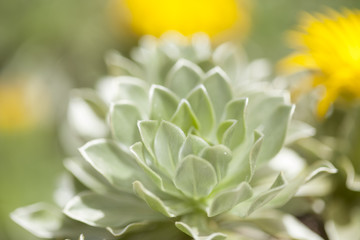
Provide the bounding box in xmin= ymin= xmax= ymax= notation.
xmin=110 ymin=103 xmax=141 ymax=146
xmin=171 ymin=100 xmax=200 ymax=133
xmin=186 ymin=85 xmax=215 ymax=136
xmin=150 ymin=85 xmax=179 ymax=120
xmin=64 ymin=192 xmax=164 ymax=228
xmin=201 ymin=145 xmax=232 ymax=181
xmin=105 ymin=50 xmax=144 ymax=77
xmin=256 ymin=105 xmax=295 ymax=164
xmin=203 ymin=67 xmax=232 ymax=123
xmin=174 ymin=155 xmax=217 ymax=199
xmin=138 ymin=120 xmax=160 ymax=157
xmin=112 ymin=77 xmax=149 ymax=114
xmin=133 ymin=181 xmax=193 ymax=217
xmin=268 ymin=161 xmax=337 ymax=208
xmin=175 ymin=214 xmax=227 ymax=240
xmin=166 ymin=59 xmax=203 ymax=98
xmin=80 ymin=139 xmax=142 ymax=192
xmin=207 ymin=182 xmax=253 ymax=217
xmin=216 ymin=120 xmax=236 ymax=144
xmin=107 ymin=222 xmax=150 ymax=237
xmin=179 ymin=134 xmax=209 ymax=160
xmin=154 ymin=121 xmax=186 ymax=176
xmin=247 ymin=172 xmax=287 ymax=215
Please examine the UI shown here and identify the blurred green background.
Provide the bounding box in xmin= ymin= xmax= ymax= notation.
xmin=1 ymin=0 xmax=360 ymax=239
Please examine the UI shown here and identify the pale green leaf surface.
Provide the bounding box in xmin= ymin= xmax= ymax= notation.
xmin=174 ymin=155 xmax=217 ymax=199
xmin=138 ymin=120 xmax=159 ymax=157
xmin=150 ymin=85 xmax=179 ymax=120
xmin=179 ymin=134 xmax=209 ymax=160
xmin=64 ymin=192 xmax=164 ymax=228
xmin=166 ymin=59 xmax=203 ymax=98
xmin=186 ymin=85 xmax=215 ymax=136
xmin=207 ymin=182 xmax=253 ymax=217
xmin=200 ymin=145 xmax=232 ymax=181
xmin=110 ymin=103 xmax=141 ymax=146
xmin=80 ymin=139 xmax=142 ymax=192
xmin=171 ymin=99 xmax=200 ymax=133
xmin=154 ymin=121 xmax=186 ymax=176
xmin=203 ymin=67 xmax=232 ymax=123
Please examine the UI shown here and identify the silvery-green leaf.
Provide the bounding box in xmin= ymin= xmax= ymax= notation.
xmin=80 ymin=139 xmax=142 ymax=192
xmin=110 ymin=103 xmax=141 ymax=146
xmin=221 ymin=98 xmax=248 ymax=149
xmin=174 ymin=155 xmax=217 ymax=199
xmin=64 ymin=192 xmax=164 ymax=228
xmin=64 ymin=158 xmax=114 ymax=194
xmin=166 ymin=59 xmax=203 ymax=98
xmin=285 ymin=120 xmax=316 ymax=145
xmin=175 ymin=214 xmax=226 ymax=240
xmin=340 ymin=157 xmax=360 ymax=191
xmin=222 ymin=131 xmax=263 ymax=189
xmin=11 ymin=203 xmax=115 ymax=240
xmin=67 ymin=91 xmax=108 ymax=139
xmin=133 ymin=181 xmax=193 ymax=217
xmin=105 ymin=50 xmax=144 ymax=78
xmin=112 ymin=77 xmax=149 ymax=114
xmin=138 ymin=120 xmax=159 ymax=157
xmin=203 ymin=67 xmax=232 ymax=123
xmin=245 ymin=94 xmax=285 ymax=132
xmin=256 ymin=104 xmax=294 ymax=164
xmin=247 ymin=210 xmax=323 ymax=240
xmin=171 ymin=99 xmax=200 ymax=133
xmin=268 ymin=161 xmax=337 ymax=208
xmin=217 ymin=120 xmax=236 ymax=144
xmin=107 ymin=222 xmax=151 ymax=237
xmin=154 ymin=121 xmax=186 ymax=176
xmin=179 ymin=134 xmax=209 ymax=160
xmin=186 ymin=85 xmax=215 ymax=136
xmin=201 ymin=145 xmax=232 ymax=181
xmin=246 ymin=173 xmax=287 ymax=216
xmin=207 ymin=182 xmax=253 ymax=217
xmin=150 ymin=85 xmax=179 ymax=120
xmin=213 ymin=43 xmax=244 ymax=82
xmin=326 ymin=208 xmax=360 ymax=240
xmin=130 ymin=142 xmax=182 ymax=197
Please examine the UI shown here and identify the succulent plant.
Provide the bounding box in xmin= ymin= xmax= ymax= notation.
xmin=12 ymin=34 xmax=336 ymax=240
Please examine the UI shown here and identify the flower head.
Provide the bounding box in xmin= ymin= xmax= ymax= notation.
xmin=281 ymin=9 xmax=360 ymax=117
xmin=113 ymin=0 xmax=249 ymax=39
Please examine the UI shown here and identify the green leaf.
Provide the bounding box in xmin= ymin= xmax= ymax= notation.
xmin=110 ymin=103 xmax=141 ymax=146
xmin=150 ymin=85 xmax=179 ymax=120
xmin=179 ymin=134 xmax=209 ymax=160
xmin=154 ymin=121 xmax=186 ymax=176
xmin=138 ymin=120 xmax=160 ymax=157
xmin=112 ymin=76 xmax=149 ymax=114
xmin=186 ymin=85 xmax=215 ymax=136
xmin=217 ymin=120 xmax=236 ymax=144
xmin=203 ymin=67 xmax=232 ymax=123
xmin=174 ymin=155 xmax=218 ymax=199
xmin=130 ymin=142 xmax=182 ymax=197
xmin=64 ymin=158 xmax=115 ymax=194
xmin=256 ymin=104 xmax=294 ymax=164
xmin=133 ymin=181 xmax=193 ymax=217
xmin=166 ymin=59 xmax=204 ymax=98
xmin=105 ymin=50 xmax=144 ymax=77
xmin=175 ymin=214 xmax=227 ymax=240
xmin=201 ymin=145 xmax=232 ymax=181
xmin=171 ymin=100 xmax=200 ymax=133
xmin=207 ymin=182 xmax=253 ymax=217
xmin=247 ymin=172 xmax=287 ymax=216
xmin=80 ymin=139 xmax=142 ymax=192
xmin=64 ymin=192 xmax=164 ymax=228
xmin=220 ymin=98 xmax=248 ymax=149
xmin=268 ymin=161 xmax=337 ymax=208
xmin=107 ymin=222 xmax=151 ymax=237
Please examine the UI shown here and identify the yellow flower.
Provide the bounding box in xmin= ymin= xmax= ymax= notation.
xmin=0 ymin=81 xmax=49 ymax=132
xmin=111 ymin=0 xmax=249 ymax=40
xmin=281 ymin=9 xmax=360 ymax=117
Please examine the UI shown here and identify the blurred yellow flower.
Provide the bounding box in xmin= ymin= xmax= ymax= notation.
xmin=281 ymin=10 xmax=360 ymax=117
xmin=0 ymin=81 xmax=49 ymax=132
xmin=113 ymin=0 xmax=249 ymax=39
